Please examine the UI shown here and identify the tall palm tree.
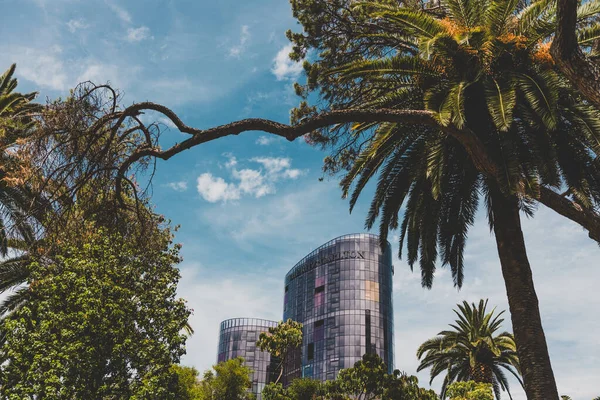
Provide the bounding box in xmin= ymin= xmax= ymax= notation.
xmin=417 ymin=300 xmax=521 ymax=400
xmin=0 ymin=64 xmax=40 ymax=255
xmin=322 ymin=1 xmax=600 ymax=399
xmin=0 ymin=64 xmax=42 ymax=318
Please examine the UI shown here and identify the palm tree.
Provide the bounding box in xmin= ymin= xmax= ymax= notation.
xmin=417 ymin=300 xmax=521 ymax=400
xmin=0 ymin=64 xmax=40 ymax=255
xmin=326 ymin=2 xmax=600 ymax=399
xmin=0 ymin=64 xmax=43 ymax=318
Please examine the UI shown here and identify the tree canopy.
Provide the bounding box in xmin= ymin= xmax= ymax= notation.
xmin=0 ymin=223 xmax=190 ymax=398
xmin=263 ymin=353 xmax=438 ymax=400
xmin=197 ymin=358 xmax=255 ymax=400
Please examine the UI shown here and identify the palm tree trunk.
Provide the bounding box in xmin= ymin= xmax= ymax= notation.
xmin=490 ymin=189 xmax=559 ymax=400
xmin=471 ymin=363 xmax=494 ymax=384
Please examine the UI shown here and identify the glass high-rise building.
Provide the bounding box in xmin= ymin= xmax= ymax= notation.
xmin=282 ymin=233 xmax=394 ymax=384
xmin=217 ymin=318 xmax=279 ymax=399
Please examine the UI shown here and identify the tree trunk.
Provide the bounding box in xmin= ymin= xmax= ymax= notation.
xmin=490 ymin=189 xmax=559 ymax=400
xmin=552 ymin=0 xmax=600 ymax=110
xmin=471 ymin=362 xmax=494 ymax=384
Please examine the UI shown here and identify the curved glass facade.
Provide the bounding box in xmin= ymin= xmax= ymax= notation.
xmin=217 ymin=318 xmax=279 ymax=399
xmin=283 ymin=233 xmax=394 ymax=384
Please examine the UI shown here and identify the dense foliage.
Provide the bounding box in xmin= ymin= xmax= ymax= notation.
xmin=0 ymin=224 xmax=190 ymax=398
xmin=170 ymin=365 xmax=203 ymax=400
xmin=417 ymin=300 xmax=521 ymax=399
xmin=196 ymin=358 xmax=255 ymax=400
xmin=263 ymin=354 xmax=438 ymax=400
xmin=447 ymin=381 xmax=494 ymax=400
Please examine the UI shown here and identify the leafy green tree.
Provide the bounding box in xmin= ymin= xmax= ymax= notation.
xmin=417 ymin=300 xmax=521 ymax=399
xmin=383 ymin=373 xmax=439 ymax=400
xmin=286 ymin=379 xmax=326 ymax=400
xmin=263 ymin=378 xmax=326 ymax=400
xmin=0 ymin=223 xmax=191 ymax=398
xmin=329 ymin=353 xmax=438 ymax=400
xmin=257 ymin=318 xmax=303 ymax=384
xmin=334 ymin=353 xmax=388 ymax=399
xmin=262 ymin=383 xmax=289 ymax=400
xmin=198 ymin=358 xmax=255 ymax=400
xmin=170 ymin=365 xmax=202 ymax=400
xmin=447 ymin=381 xmax=494 ymax=400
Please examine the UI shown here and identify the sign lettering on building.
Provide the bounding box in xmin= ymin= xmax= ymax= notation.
xmin=286 ymin=250 xmax=367 ymax=282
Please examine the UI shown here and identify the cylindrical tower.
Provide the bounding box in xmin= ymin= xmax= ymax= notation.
xmin=283 ymin=233 xmax=394 ymax=384
xmin=217 ymin=318 xmax=279 ymax=399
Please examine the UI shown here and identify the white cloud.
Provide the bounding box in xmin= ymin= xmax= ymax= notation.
xmin=252 ymin=156 xmax=303 ymax=178
xmin=282 ymin=169 xmax=303 ymax=179
xmin=126 ymin=26 xmax=151 ymax=42
xmin=228 ymin=25 xmax=250 ymax=58
xmin=10 ymin=46 xmax=69 ymax=91
xmin=196 ymin=173 xmax=241 ymax=203
xmin=233 ymin=168 xmax=273 ymax=198
xmin=272 ymin=44 xmax=303 ymax=81
xmin=223 ymin=154 xmax=238 ymax=169
xmin=107 ymin=2 xmax=132 ymax=23
xmin=66 ymin=18 xmax=89 ymax=33
xmin=256 ymin=136 xmax=276 ymax=146
xmin=76 ymin=63 xmax=126 ymax=87
xmin=167 ymin=181 xmax=188 ymax=192
xmin=196 ymin=156 xmax=306 ymax=203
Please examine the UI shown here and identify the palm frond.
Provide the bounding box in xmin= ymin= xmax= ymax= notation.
xmin=484 ymin=78 xmax=517 ymax=132
xmin=486 ymin=0 xmax=520 ymax=36
xmin=517 ymin=0 xmax=554 ymax=35
xmin=515 ymin=71 xmax=559 ymax=130
xmin=577 ymin=0 xmax=600 ymax=22
xmin=0 ymin=64 xmax=17 ymax=94
xmin=577 ymin=23 xmax=600 ymax=46
xmin=0 ymin=287 xmax=29 ymax=317
xmin=371 ymin=7 xmax=445 ymax=39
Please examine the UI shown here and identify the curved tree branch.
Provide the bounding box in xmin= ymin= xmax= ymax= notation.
xmin=538 ymin=186 xmax=600 ymax=243
xmin=114 ymin=104 xmax=600 ymax=244
xmin=551 ymin=0 xmax=600 ymax=109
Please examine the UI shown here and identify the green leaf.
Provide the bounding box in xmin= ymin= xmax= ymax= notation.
xmin=577 ymin=0 xmax=600 ymax=21
xmin=486 ymin=0 xmax=520 ymax=36
xmin=577 ymin=23 xmax=600 ymax=45
xmin=515 ymin=71 xmax=558 ymax=130
xmin=483 ymin=78 xmax=517 ymax=131
xmin=370 ymin=7 xmax=445 ymax=39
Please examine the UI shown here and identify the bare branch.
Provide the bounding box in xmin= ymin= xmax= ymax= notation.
xmin=538 ymin=186 xmax=600 ymax=243
xmin=112 ymin=104 xmax=600 ymax=244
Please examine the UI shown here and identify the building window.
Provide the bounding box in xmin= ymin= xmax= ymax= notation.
xmin=365 ymin=280 xmax=379 ymax=301
xmin=365 ymin=310 xmax=372 ymax=354
xmin=308 ymin=343 xmax=314 ymax=361
xmin=314 ymin=285 xmax=325 ymax=307
xmin=314 ymin=319 xmax=325 ymax=342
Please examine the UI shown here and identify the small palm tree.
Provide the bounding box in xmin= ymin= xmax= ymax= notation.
xmin=417 ymin=300 xmax=522 ymax=400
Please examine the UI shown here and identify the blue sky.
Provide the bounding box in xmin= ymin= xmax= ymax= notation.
xmin=1 ymin=1 xmax=599 ymax=399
